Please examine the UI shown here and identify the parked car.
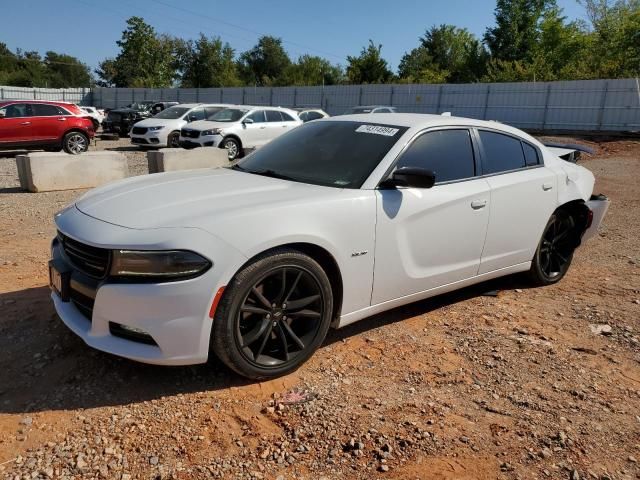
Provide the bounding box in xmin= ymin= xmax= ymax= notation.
xmin=179 ymin=106 xmax=303 ymax=160
xmin=102 ymin=101 xmax=156 ymax=136
xmin=0 ymin=100 xmax=94 ymax=154
xmin=150 ymin=102 xmax=180 ymax=115
xmin=78 ymin=106 xmax=104 ymax=130
xmin=50 ymin=113 xmax=608 ymax=378
xmin=130 ymin=104 xmax=231 ymax=148
xmin=342 ymin=105 xmax=398 ymax=115
xmin=293 ymin=108 xmax=329 ymax=122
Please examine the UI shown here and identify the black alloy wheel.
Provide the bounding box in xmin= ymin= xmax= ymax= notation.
xmin=530 ymin=211 xmax=576 ymax=285
xmin=211 ymin=249 xmax=333 ymax=379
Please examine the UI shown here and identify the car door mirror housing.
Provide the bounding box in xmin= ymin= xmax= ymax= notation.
xmin=242 ymin=117 xmax=254 ymax=125
xmin=380 ymin=167 xmax=436 ymax=189
xmin=0 ymin=111 xmax=5 ymax=119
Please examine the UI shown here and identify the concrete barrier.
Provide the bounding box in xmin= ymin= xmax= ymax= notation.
xmin=16 ymin=151 xmax=128 ymax=193
xmin=147 ymin=147 xmax=229 ymax=173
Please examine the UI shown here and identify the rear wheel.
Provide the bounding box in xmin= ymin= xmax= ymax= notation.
xmin=211 ymin=249 xmax=333 ymax=379
xmin=222 ymin=137 xmax=241 ymax=161
xmin=62 ymin=131 xmax=89 ymax=155
xmin=529 ymin=210 xmax=577 ymax=285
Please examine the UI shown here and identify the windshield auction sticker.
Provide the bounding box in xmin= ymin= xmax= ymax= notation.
xmin=355 ymin=125 xmax=399 ymax=136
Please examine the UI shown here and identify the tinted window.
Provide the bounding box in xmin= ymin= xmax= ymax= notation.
xmin=396 ymin=129 xmax=475 ymax=183
xmin=306 ymin=111 xmax=324 ymax=121
xmin=154 ymin=106 xmax=189 ymax=119
xmin=281 ymin=111 xmax=296 ymax=121
xmin=32 ymin=104 xmax=64 ymax=116
xmin=523 ymin=142 xmax=539 ymax=166
xmin=2 ymin=103 xmax=32 ymax=118
xmin=298 ymin=112 xmax=308 ymax=122
xmin=210 ymin=108 xmax=248 ymax=122
xmin=248 ymin=110 xmax=266 ymax=123
xmin=479 ymin=130 xmax=526 ymax=174
xmin=236 ymin=121 xmax=408 ymax=189
xmin=204 ymin=106 xmax=224 ymax=119
xmin=187 ymin=108 xmax=205 ymax=122
xmin=266 ymin=110 xmax=283 ymax=122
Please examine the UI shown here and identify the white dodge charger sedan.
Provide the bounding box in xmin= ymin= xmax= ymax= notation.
xmin=50 ymin=114 xmax=609 ymax=379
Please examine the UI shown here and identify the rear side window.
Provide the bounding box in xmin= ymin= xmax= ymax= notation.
xmin=523 ymin=142 xmax=539 ymax=166
xmin=396 ymin=129 xmax=476 ymax=183
xmin=266 ymin=110 xmax=283 ymax=122
xmin=32 ymin=104 xmax=65 ymax=116
xmin=479 ymin=130 xmax=526 ymax=174
xmin=281 ymin=111 xmax=296 ymax=121
xmin=306 ymin=111 xmax=324 ymax=121
xmin=248 ymin=110 xmax=266 ymax=123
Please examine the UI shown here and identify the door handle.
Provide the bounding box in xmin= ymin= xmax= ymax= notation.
xmin=259 ymin=126 xmax=266 ymax=129
xmin=282 ymin=125 xmax=288 ymax=128
xmin=57 ymin=117 xmax=67 ymax=122
xmin=471 ymin=200 xmax=487 ymax=210
xmin=542 ymin=183 xmax=553 ymax=191
xmin=20 ymin=121 xmax=31 ymax=126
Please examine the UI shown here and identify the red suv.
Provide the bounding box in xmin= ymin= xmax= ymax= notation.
xmin=0 ymin=100 xmax=95 ymax=154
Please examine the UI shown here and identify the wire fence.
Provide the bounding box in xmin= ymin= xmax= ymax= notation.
xmin=2 ymin=79 xmax=639 ymax=132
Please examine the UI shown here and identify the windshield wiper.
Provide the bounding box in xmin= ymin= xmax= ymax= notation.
xmin=247 ymin=169 xmax=296 ymax=181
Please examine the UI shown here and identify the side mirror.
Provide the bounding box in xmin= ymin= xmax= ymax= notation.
xmin=380 ymin=167 xmax=436 ymax=189
xmin=242 ymin=117 xmax=254 ymax=125
xmin=0 ymin=111 xmax=5 ymax=119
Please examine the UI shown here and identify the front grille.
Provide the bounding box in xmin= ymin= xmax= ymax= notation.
xmin=131 ymin=127 xmax=147 ymax=135
xmin=60 ymin=233 xmax=110 ymax=278
xmin=181 ymin=129 xmax=200 ymax=139
xmin=131 ymin=137 xmax=149 ymax=144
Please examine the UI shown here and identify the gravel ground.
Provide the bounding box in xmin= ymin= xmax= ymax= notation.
xmin=0 ymin=135 xmax=639 ymax=480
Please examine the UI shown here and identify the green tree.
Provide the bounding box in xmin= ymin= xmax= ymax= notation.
xmin=484 ymin=0 xmax=553 ymax=62
xmin=346 ymin=40 xmax=393 ymax=84
xmin=97 ymin=16 xmax=179 ymax=87
xmin=180 ymin=34 xmax=241 ymax=87
xmin=282 ymin=55 xmax=344 ymax=86
xmin=397 ymin=46 xmax=449 ymax=83
xmin=44 ymin=52 xmax=92 ymax=88
xmin=237 ymin=36 xmax=291 ymax=86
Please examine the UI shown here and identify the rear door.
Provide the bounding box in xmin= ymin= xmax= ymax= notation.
xmin=0 ymin=103 xmax=34 ymax=145
xmin=476 ymin=129 xmax=557 ymax=274
xmin=265 ymin=110 xmax=288 ymax=141
xmin=372 ymin=128 xmax=491 ymax=304
xmin=30 ymin=103 xmax=71 ymax=141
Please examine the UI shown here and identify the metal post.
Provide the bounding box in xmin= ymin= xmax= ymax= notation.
xmin=196 ymin=88 xmax=200 ymax=102
xmin=1 ymin=88 xmax=4 ymax=100
xmin=177 ymin=89 xmax=180 ymax=102
xmin=389 ymin=86 xmax=394 ymax=106
xmin=115 ymin=88 xmax=118 ymax=108
xmin=542 ymin=83 xmax=552 ymax=131
xmin=597 ymin=80 xmax=609 ymax=131
xmin=293 ymin=88 xmax=297 ymax=107
xmin=482 ymin=84 xmax=491 ymax=120
xmin=269 ymin=87 xmax=273 ymax=106
xmin=320 ymin=87 xmax=324 ymax=110
xmin=358 ymin=86 xmax=363 ymax=106
xmin=219 ymin=89 xmax=223 ymax=102
xmin=33 ymin=88 xmax=37 ymax=100
xmin=435 ymin=84 xmax=443 ymax=114
xmin=243 ymin=88 xmax=246 ymax=105
xmin=62 ymin=90 xmax=66 ymax=102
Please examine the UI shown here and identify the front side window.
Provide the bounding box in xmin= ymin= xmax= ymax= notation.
xmin=479 ymin=130 xmax=526 ymax=175
xmin=1 ymin=103 xmax=32 ymax=118
xmin=247 ymin=110 xmax=266 ymax=123
xmin=266 ymin=110 xmax=283 ymax=122
xmin=395 ymin=129 xmax=476 ymax=183
xmin=209 ymin=108 xmax=248 ymax=122
xmin=235 ymin=121 xmax=408 ymax=189
xmin=32 ymin=103 xmax=65 ymax=116
xmin=187 ymin=108 xmax=205 ymax=122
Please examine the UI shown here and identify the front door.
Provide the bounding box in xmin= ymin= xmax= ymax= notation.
xmin=30 ymin=103 xmax=70 ymax=141
xmin=0 ymin=103 xmax=34 ymax=145
xmin=372 ymin=128 xmax=491 ymax=305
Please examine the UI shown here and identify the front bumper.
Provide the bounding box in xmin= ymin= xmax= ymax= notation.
xmin=51 ymin=206 xmax=247 ymax=365
xmin=179 ymin=134 xmax=221 ymax=148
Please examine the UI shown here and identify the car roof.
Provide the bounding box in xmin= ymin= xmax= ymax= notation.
xmin=0 ymin=99 xmax=76 ymax=106
xmin=350 ymin=105 xmax=394 ymax=109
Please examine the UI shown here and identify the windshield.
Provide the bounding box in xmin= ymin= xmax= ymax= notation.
xmin=153 ymin=106 xmax=190 ymax=119
xmin=127 ymin=102 xmax=152 ymax=110
xmin=209 ymin=108 xmax=248 ymax=122
xmin=234 ymin=121 xmax=408 ymax=189
xmin=343 ymin=107 xmax=373 ymax=115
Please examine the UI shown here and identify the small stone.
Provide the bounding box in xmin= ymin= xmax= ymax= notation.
xmin=570 ymin=469 xmax=580 ymax=480
xmin=589 ymin=324 xmax=612 ymax=336
xmin=121 ymin=474 xmax=132 ymax=480
xmin=149 ymin=456 xmax=159 ymax=465
xmin=19 ymin=417 xmax=33 ymax=426
xmin=628 ymin=455 xmax=637 ymax=463
xmin=540 ymin=448 xmax=552 ymax=459
xmin=378 ymin=464 xmax=389 ymax=472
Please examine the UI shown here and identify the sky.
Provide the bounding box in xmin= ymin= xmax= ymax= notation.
xmin=2 ymin=0 xmax=587 ymax=73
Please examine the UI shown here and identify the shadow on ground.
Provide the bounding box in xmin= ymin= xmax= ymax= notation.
xmin=0 ymin=274 xmax=533 ymax=414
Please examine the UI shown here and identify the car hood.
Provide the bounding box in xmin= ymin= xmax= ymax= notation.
xmin=183 ymin=120 xmax=236 ymax=132
xmin=133 ymin=117 xmax=184 ymax=128
xmin=75 ymin=168 xmax=339 ymax=230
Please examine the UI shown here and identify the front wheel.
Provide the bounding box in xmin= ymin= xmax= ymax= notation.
xmin=529 ymin=211 xmax=577 ymax=285
xmin=62 ymin=131 xmax=89 ymax=154
xmin=211 ymin=249 xmax=333 ymax=379
xmin=222 ymin=137 xmax=241 ymax=161
xmin=167 ymin=131 xmax=180 ymax=148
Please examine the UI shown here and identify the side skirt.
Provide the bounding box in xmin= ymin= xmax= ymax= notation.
xmin=335 ymin=262 xmax=531 ymax=329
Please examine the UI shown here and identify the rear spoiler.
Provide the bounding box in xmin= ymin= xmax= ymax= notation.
xmin=543 ymin=142 xmax=595 ymax=163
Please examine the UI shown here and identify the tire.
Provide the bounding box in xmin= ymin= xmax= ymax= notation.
xmin=222 ymin=137 xmax=241 ymax=161
xmin=211 ymin=248 xmax=333 ymax=379
xmin=92 ymin=119 xmax=100 ymax=131
xmin=62 ymin=131 xmax=89 ymax=155
xmin=167 ymin=131 xmax=180 ymax=148
xmin=529 ymin=210 xmax=577 ymax=286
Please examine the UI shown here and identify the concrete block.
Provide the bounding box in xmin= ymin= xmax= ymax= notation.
xmin=147 ymin=147 xmax=229 ymax=173
xmin=16 ymin=151 xmax=129 ymax=193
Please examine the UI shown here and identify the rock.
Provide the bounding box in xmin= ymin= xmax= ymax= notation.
xmin=149 ymin=456 xmax=159 ymax=465
xmin=121 ymin=474 xmax=132 ymax=480
xmin=629 ymin=455 xmax=637 ymax=463
xmin=589 ymin=324 xmax=612 ymax=336
xmin=570 ymin=469 xmax=580 ymax=480
xmin=540 ymin=448 xmax=552 ymax=459
xmin=378 ymin=464 xmax=389 ymax=472
xmin=19 ymin=417 xmax=33 ymax=426
xmin=76 ymin=455 xmax=88 ymax=469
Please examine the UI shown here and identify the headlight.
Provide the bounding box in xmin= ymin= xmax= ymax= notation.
xmin=147 ymin=126 xmax=164 ymax=131
xmin=110 ymin=250 xmax=212 ymax=279
xmin=202 ymin=128 xmax=223 ymax=136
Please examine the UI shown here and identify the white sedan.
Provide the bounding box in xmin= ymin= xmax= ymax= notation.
xmin=49 ymin=114 xmax=608 ymax=379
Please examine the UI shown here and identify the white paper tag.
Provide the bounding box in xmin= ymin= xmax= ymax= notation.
xmin=355 ymin=125 xmax=399 ymax=137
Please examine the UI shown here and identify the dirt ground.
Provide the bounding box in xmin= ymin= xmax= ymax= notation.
xmin=0 ymin=135 xmax=639 ymax=480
